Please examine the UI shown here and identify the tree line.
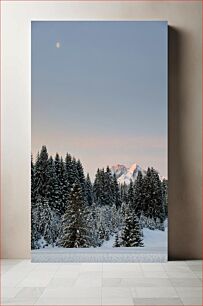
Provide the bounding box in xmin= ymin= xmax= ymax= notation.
xmin=31 ymin=145 xmax=168 ymax=249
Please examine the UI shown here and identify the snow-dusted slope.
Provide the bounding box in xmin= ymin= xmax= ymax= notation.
xmin=111 ymin=163 xmax=146 ymax=185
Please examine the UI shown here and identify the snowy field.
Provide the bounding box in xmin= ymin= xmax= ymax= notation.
xmin=32 ymin=227 xmax=168 ymax=263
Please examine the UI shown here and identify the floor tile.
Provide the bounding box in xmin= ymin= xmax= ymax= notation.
xmin=2 ymin=296 xmax=39 ymax=305
xmin=186 ymin=260 xmax=202 ymax=266
xmin=143 ymin=271 xmax=168 ymax=278
xmin=103 ymin=263 xmax=142 ymax=272
xmin=102 ymin=286 xmax=132 ymax=298
xmin=135 ymin=286 xmax=178 ymax=298
xmin=140 ymin=263 xmax=165 ymax=272
xmin=180 ymin=296 xmax=202 ymax=305
xmin=103 ymin=270 xmax=144 ymax=278
xmin=175 ymin=286 xmax=202 ymax=298
xmin=189 ymin=264 xmax=202 ymax=272
xmin=2 ymin=287 xmax=22 ymax=299
xmin=17 ymin=272 xmax=56 ymax=287
xmin=47 ymin=277 xmax=76 ymax=288
xmin=81 ymin=263 xmax=103 ymax=272
xmin=133 ymin=297 xmax=183 ymax=305
xmin=169 ymin=277 xmax=202 ymax=287
xmin=123 ymin=277 xmax=172 ymax=287
xmin=163 ymin=265 xmax=192 ymax=272
xmin=35 ymin=297 xmax=102 ymax=305
xmin=1 ymin=259 xmax=202 ymax=306
xmin=102 ymin=297 xmax=134 ymax=305
xmin=41 ymin=286 xmax=101 ymax=298
xmin=102 ymin=277 xmax=122 ymax=287
xmin=166 ymin=271 xmax=197 ymax=278
xmin=15 ymin=287 xmax=45 ymax=298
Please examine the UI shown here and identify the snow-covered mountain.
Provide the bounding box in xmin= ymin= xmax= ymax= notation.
xmin=111 ymin=163 xmax=146 ymax=185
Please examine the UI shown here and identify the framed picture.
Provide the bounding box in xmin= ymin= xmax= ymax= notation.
xmin=31 ymin=21 xmax=168 ymax=262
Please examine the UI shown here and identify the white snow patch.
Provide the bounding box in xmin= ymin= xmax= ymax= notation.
xmin=143 ymin=227 xmax=168 ymax=248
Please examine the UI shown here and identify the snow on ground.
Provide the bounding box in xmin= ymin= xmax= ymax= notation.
xmin=143 ymin=227 xmax=167 ymax=248
xmin=32 ymin=228 xmax=168 ymax=262
xmin=100 ymin=234 xmax=116 ymax=248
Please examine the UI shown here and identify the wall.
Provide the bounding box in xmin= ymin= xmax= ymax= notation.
xmin=1 ymin=1 xmax=202 ymax=259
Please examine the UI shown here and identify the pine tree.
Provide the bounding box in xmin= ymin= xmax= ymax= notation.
xmin=86 ymin=173 xmax=93 ymax=206
xmin=133 ymin=171 xmax=144 ymax=217
xmin=34 ymin=146 xmax=49 ymax=198
xmin=40 ymin=197 xmax=55 ymax=245
xmin=76 ymin=159 xmax=87 ymax=201
xmin=120 ymin=207 xmax=144 ymax=247
xmin=53 ymin=154 xmax=69 ymax=215
xmin=31 ymin=154 xmax=35 ymax=207
xmin=32 ymin=196 xmax=55 ymax=247
xmin=147 ymin=216 xmax=156 ymax=230
xmin=113 ymin=232 xmax=120 ymax=247
xmin=104 ymin=166 xmax=114 ymax=206
xmin=65 ymin=153 xmax=74 ymax=191
xmin=151 ymin=168 xmax=166 ymax=224
xmin=127 ymin=180 xmax=134 ymax=207
xmin=86 ymin=203 xmax=100 ymax=246
xmin=46 ymin=156 xmax=61 ymax=214
xmin=111 ymin=204 xmax=119 ymax=233
xmin=59 ymin=183 xmax=91 ymax=248
xmin=31 ymin=196 xmax=40 ymax=249
xmin=120 ymin=182 xmax=128 ymax=204
xmin=59 ymin=157 xmax=68 ymax=215
xmin=142 ymin=167 xmax=165 ymax=226
xmin=112 ymin=173 xmax=122 ymax=208
xmin=93 ymin=168 xmax=105 ymax=206
xmin=162 ymin=179 xmax=168 ymax=217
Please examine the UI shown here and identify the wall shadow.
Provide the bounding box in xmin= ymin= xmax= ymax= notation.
xmin=168 ymin=26 xmax=202 ymax=260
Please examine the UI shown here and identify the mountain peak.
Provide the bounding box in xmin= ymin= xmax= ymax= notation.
xmin=111 ymin=162 xmax=146 ymax=185
xmin=129 ymin=163 xmax=138 ymax=173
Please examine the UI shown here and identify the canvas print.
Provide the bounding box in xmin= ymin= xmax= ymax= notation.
xmin=31 ymin=21 xmax=168 ymax=262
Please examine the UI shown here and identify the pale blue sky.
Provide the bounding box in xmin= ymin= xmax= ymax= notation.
xmin=32 ymin=21 xmax=168 ymax=179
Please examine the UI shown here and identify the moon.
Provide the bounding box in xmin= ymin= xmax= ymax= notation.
xmin=56 ymin=42 xmax=61 ymax=48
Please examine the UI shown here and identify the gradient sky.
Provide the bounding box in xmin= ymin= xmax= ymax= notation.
xmin=31 ymin=21 xmax=168 ymax=179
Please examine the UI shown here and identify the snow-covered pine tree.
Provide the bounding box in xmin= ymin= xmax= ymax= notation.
xmin=112 ymin=173 xmax=122 ymax=208
xmin=120 ymin=182 xmax=128 ymax=204
xmin=155 ymin=217 xmax=165 ymax=231
xmin=46 ymin=156 xmax=61 ymax=214
xmin=86 ymin=202 xmax=100 ymax=246
xmin=97 ymin=205 xmax=111 ymax=242
xmin=54 ymin=154 xmax=67 ymax=215
xmin=104 ymin=166 xmax=114 ymax=206
xmin=147 ymin=216 xmax=156 ymax=230
xmin=162 ymin=179 xmax=168 ymax=217
xmin=86 ymin=173 xmax=93 ymax=206
xmin=151 ymin=168 xmax=166 ymax=225
xmin=40 ymin=197 xmax=55 ymax=246
xmin=65 ymin=153 xmax=74 ymax=191
xmin=120 ymin=207 xmax=144 ymax=247
xmin=127 ymin=180 xmax=134 ymax=207
xmin=98 ymin=223 xmax=107 ymax=242
xmin=31 ymin=186 xmax=41 ymax=250
xmin=93 ymin=168 xmax=105 ymax=206
xmin=32 ymin=196 xmax=56 ymax=247
xmin=113 ymin=232 xmax=120 ymax=247
xmin=133 ymin=171 xmax=144 ymax=217
xmin=111 ymin=204 xmax=119 ymax=233
xmin=76 ymin=159 xmax=87 ymax=202
xmin=34 ymin=145 xmax=49 ymax=198
xmin=59 ymin=183 xmax=91 ymax=248
xmin=59 ymin=157 xmax=69 ymax=215
xmin=139 ymin=212 xmax=148 ymax=229
xmin=31 ymin=154 xmax=35 ymax=207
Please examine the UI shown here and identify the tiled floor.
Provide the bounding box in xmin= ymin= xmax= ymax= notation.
xmin=1 ymin=260 xmax=202 ymax=305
